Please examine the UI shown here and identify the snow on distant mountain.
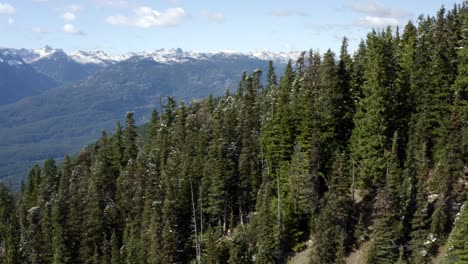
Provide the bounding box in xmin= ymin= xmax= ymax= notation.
xmin=2 ymin=45 xmax=301 ymax=85
xmin=0 ymin=49 xmax=58 ymax=105
xmin=32 ymin=45 xmax=58 ymax=61
xmin=31 ymin=49 xmax=92 ymax=83
xmin=69 ymin=50 xmax=130 ymax=66
xmin=0 ymin=49 xmax=27 ymax=67
xmin=247 ymin=50 xmax=302 ymax=64
xmin=3 ymin=46 xmax=301 ymax=68
xmin=11 ymin=45 xmax=62 ymax=63
xmin=121 ymin=48 xmax=301 ymax=65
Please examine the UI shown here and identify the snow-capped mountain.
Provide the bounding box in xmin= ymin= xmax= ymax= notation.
xmin=0 ymin=49 xmax=58 ymax=105
xmin=0 ymin=45 xmax=295 ymax=183
xmin=69 ymin=50 xmax=130 ymax=66
xmin=3 ymin=45 xmax=302 ymax=69
xmin=0 ymin=49 xmax=27 ymax=66
xmin=246 ymin=50 xmax=302 ymax=64
xmin=31 ymin=45 xmax=58 ymax=62
xmin=31 ymin=49 xmax=92 ymax=83
xmin=11 ymin=45 xmax=61 ymax=63
xmin=126 ymin=48 xmax=301 ymax=64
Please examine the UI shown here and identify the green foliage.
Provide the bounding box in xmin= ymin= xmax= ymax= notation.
xmin=0 ymin=182 xmax=20 ymax=264
xmin=443 ymin=202 xmax=468 ymax=264
xmin=0 ymin=55 xmax=286 ymax=188
xmin=350 ymin=29 xmax=397 ymax=188
xmin=0 ymin=4 xmax=465 ymax=264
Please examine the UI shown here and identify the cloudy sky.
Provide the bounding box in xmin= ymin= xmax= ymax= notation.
xmin=0 ymin=0 xmax=461 ymax=54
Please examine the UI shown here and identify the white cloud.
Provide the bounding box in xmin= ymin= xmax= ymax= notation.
xmin=32 ymin=0 xmax=49 ymax=2
xmin=106 ymin=6 xmax=188 ymax=28
xmin=354 ymin=16 xmax=399 ymax=27
xmin=344 ymin=0 xmax=410 ymax=18
xmin=0 ymin=3 xmax=15 ymax=14
xmin=201 ymin=11 xmax=225 ymax=23
xmin=341 ymin=1 xmax=409 ymax=28
xmin=63 ymin=23 xmax=83 ymax=35
xmin=7 ymin=16 xmax=13 ymax=24
xmin=32 ymin=27 xmax=47 ymax=33
xmin=61 ymin=12 xmax=76 ymax=21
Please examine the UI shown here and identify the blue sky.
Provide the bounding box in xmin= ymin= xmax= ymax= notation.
xmin=0 ymin=0 xmax=462 ymax=54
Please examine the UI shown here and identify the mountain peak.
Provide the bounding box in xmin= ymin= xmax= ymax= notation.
xmin=27 ymin=46 xmax=64 ymax=62
xmin=42 ymin=45 xmax=54 ymax=52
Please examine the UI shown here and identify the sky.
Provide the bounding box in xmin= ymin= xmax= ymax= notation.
xmin=0 ymin=0 xmax=462 ymax=54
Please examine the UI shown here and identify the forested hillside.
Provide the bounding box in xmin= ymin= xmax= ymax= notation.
xmin=0 ymin=53 xmax=285 ymax=187
xmin=0 ymin=3 xmax=466 ymax=264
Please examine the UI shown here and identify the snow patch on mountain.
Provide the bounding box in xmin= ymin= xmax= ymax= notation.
xmin=247 ymin=50 xmax=302 ymax=63
xmin=125 ymin=48 xmax=301 ymax=64
xmin=2 ymin=46 xmax=302 ymax=68
xmin=0 ymin=49 xmax=28 ymax=67
xmin=7 ymin=60 xmax=23 ymax=66
xmin=69 ymin=50 xmax=130 ymax=66
xmin=33 ymin=46 xmax=57 ymax=60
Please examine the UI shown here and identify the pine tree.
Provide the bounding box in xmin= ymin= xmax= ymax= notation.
xmin=443 ymin=202 xmax=468 ymax=263
xmin=407 ymin=144 xmax=431 ymax=263
xmin=366 ymin=135 xmax=404 ymax=264
xmin=110 ymin=230 xmax=121 ymax=264
xmin=228 ymin=226 xmax=252 ymax=264
xmin=311 ymin=153 xmax=354 ymax=264
xmin=52 ymin=156 xmax=72 ymax=264
xmin=0 ymin=182 xmax=20 ymax=264
xmin=253 ymin=180 xmax=277 ymax=264
xmin=111 ymin=121 xmax=124 ymax=170
xmin=393 ymin=21 xmax=417 ymax=160
xmin=67 ymin=148 xmax=92 ymax=263
xmin=336 ymin=37 xmax=355 ymax=145
xmin=350 ymin=29 xmax=396 ymax=188
xmin=146 ymin=109 xmax=160 ymax=148
xmin=266 ymin=60 xmax=277 ymax=89
xmin=430 ymin=94 xmax=464 ymax=239
xmin=36 ymin=159 xmax=58 ymax=264
xmin=238 ymin=70 xmax=262 ymax=224
xmin=122 ymin=112 xmax=138 ymax=166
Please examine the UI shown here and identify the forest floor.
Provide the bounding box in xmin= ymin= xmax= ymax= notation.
xmin=287 ymin=239 xmax=314 ymax=264
xmin=287 ymin=239 xmax=370 ymax=264
xmin=345 ymin=242 xmax=369 ymax=264
xmin=431 ymin=244 xmax=447 ymax=264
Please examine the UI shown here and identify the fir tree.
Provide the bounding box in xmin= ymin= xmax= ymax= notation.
xmin=350 ymin=29 xmax=396 ymax=188
xmin=0 ymin=182 xmax=20 ymax=264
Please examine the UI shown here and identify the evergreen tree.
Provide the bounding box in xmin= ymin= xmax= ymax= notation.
xmin=52 ymin=156 xmax=72 ymax=264
xmin=350 ymin=29 xmax=396 ymax=188
xmin=122 ymin=112 xmax=138 ymax=166
xmin=443 ymin=202 xmax=468 ymax=263
xmin=366 ymin=135 xmax=404 ymax=264
xmin=111 ymin=121 xmax=124 ymax=170
xmin=311 ymin=152 xmax=354 ymax=264
xmin=238 ymin=70 xmax=262 ymax=224
xmin=336 ymin=37 xmax=355 ymax=145
xmin=0 ymin=182 xmax=20 ymax=264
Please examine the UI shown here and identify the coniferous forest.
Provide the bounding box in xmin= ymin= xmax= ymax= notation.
xmin=0 ymin=3 xmax=467 ymax=264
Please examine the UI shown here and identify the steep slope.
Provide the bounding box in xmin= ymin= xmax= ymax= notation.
xmin=31 ymin=50 xmax=92 ymax=83
xmin=0 ymin=55 xmax=285 ymax=184
xmin=0 ymin=50 xmax=59 ymax=106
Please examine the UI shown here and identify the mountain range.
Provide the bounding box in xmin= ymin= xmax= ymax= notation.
xmin=0 ymin=46 xmax=298 ymax=185
xmin=0 ymin=49 xmax=59 ymax=105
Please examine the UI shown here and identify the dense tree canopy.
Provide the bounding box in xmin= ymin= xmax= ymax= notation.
xmin=0 ymin=3 xmax=466 ymax=264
